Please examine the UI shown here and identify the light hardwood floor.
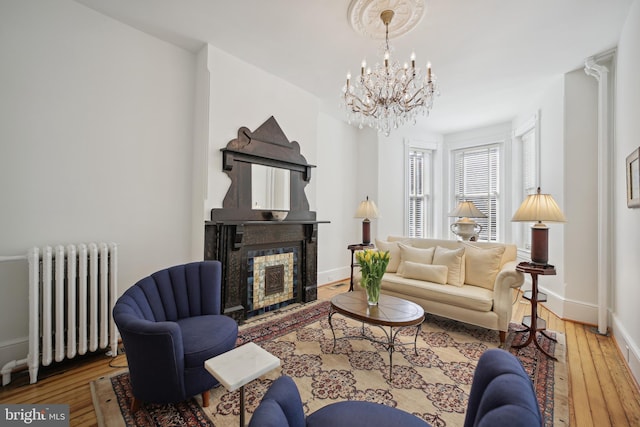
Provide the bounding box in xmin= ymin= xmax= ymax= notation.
xmin=1 ymin=282 xmax=639 ymax=426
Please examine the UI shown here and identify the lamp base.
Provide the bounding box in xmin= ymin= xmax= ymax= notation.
xmin=450 ymin=219 xmax=481 ymax=241
xmin=362 ymin=219 xmax=371 ymax=245
xmin=530 ymin=224 xmax=549 ymax=265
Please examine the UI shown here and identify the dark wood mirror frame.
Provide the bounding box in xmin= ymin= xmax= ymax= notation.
xmin=211 ymin=116 xmax=316 ymax=222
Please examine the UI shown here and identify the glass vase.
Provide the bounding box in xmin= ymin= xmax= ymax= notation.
xmin=366 ymin=278 xmax=381 ymax=306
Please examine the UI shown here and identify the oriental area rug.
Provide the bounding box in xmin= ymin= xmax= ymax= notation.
xmin=91 ymin=299 xmax=568 ymax=427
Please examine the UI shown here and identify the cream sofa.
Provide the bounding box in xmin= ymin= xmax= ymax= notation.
xmin=355 ymin=236 xmax=524 ymax=343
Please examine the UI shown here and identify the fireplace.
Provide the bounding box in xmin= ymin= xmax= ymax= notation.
xmin=204 ymin=221 xmax=323 ymax=322
xmin=204 ymin=117 xmax=328 ymax=322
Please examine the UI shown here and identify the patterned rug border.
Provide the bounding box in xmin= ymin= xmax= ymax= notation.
xmin=92 ymin=299 xmax=568 ymax=427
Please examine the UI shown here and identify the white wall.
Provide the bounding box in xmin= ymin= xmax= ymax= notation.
xmin=355 ymin=128 xmax=380 ymax=240
xmin=613 ymin=0 xmax=640 ymax=382
xmin=563 ymin=68 xmax=599 ymax=320
xmin=535 ymin=77 xmax=568 ymax=316
xmin=0 ymin=1 xmax=196 ymax=368
xmin=316 ymin=113 xmax=361 ymax=283
xmin=191 ymin=46 xmax=211 ymax=259
xmin=376 ymin=133 xmax=406 ymax=239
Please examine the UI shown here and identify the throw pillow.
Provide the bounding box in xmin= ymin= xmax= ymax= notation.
xmin=375 ymin=239 xmax=402 ymax=273
xmin=402 ymin=261 xmax=449 ymax=285
xmin=461 ymin=243 xmax=505 ymax=290
xmin=396 ymin=243 xmax=435 ymax=275
xmin=432 ymin=246 xmax=466 ymax=286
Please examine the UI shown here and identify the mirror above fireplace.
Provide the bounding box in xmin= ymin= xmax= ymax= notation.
xmin=211 ymin=116 xmax=316 ymax=222
xmin=251 ymin=164 xmax=290 ymax=211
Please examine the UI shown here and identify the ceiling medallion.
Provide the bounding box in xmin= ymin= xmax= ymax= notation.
xmin=342 ymin=1 xmax=439 ymax=136
xmin=348 ymin=0 xmax=426 ymax=40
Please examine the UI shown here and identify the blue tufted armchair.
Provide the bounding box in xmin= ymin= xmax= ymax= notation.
xmin=113 ymin=261 xmax=238 ymax=411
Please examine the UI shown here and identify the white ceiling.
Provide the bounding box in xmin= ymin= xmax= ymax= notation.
xmin=75 ymin=0 xmax=633 ymax=135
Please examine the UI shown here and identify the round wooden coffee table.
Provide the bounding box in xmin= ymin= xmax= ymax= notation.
xmin=328 ymin=292 xmax=425 ymax=380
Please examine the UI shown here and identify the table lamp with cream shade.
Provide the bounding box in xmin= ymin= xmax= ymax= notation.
xmin=448 ymin=201 xmax=487 ymax=241
xmin=354 ymin=196 xmax=378 ymax=245
xmin=511 ymin=187 xmax=566 ymax=265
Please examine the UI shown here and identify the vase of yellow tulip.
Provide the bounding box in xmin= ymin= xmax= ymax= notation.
xmin=356 ymin=249 xmax=390 ymax=306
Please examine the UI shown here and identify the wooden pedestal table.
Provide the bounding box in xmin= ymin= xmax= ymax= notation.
xmin=205 ymin=342 xmax=280 ymax=426
xmin=513 ymin=262 xmax=558 ymax=360
xmin=329 ymin=292 xmax=425 ymax=380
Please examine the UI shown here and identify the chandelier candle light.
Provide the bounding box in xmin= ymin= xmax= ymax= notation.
xmin=343 ymin=9 xmax=439 ymax=136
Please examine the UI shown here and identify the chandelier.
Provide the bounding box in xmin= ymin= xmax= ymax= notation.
xmin=342 ymin=9 xmax=439 ymax=136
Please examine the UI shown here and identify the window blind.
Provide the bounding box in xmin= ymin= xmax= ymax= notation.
xmin=408 ymin=149 xmax=431 ymax=237
xmin=453 ymin=145 xmax=500 ymax=241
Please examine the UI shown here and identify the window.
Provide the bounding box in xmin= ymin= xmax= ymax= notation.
xmin=453 ymin=145 xmax=500 ymax=241
xmin=407 ymin=148 xmax=432 ymax=237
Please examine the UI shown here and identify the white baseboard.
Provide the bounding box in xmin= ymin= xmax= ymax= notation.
xmin=537 ymin=284 xmax=600 ymax=325
xmin=560 ymin=296 xmax=599 ymax=325
xmin=317 ymin=267 xmax=349 ymax=287
xmin=537 ymin=284 xmax=567 ymax=320
xmin=611 ymin=314 xmax=640 ymax=387
xmin=0 ymin=336 xmax=28 ymax=374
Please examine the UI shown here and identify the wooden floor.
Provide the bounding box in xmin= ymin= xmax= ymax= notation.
xmin=1 ymin=282 xmax=639 ymax=426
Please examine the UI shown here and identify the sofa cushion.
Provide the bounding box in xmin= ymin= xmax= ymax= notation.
xmin=389 ymin=236 xmax=459 ymax=250
xmin=461 ymin=243 xmax=505 ymax=290
xmin=375 ymin=239 xmax=402 ymax=273
xmin=387 ymin=236 xmax=518 ymax=269
xmin=396 ymin=244 xmax=435 ymax=275
xmin=381 ymin=273 xmax=494 ymax=312
xmin=402 ymin=261 xmax=448 ymax=285
xmin=432 ymin=246 xmax=465 ymax=287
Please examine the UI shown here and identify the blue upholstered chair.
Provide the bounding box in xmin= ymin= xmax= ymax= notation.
xmin=249 ymin=348 xmax=542 ymax=427
xmin=463 ymin=348 xmax=542 ymax=426
xmin=113 ymin=261 xmax=238 ymax=411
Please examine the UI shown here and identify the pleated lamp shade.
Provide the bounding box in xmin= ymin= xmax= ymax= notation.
xmin=354 ymin=196 xmax=378 ymax=245
xmin=355 ymin=197 xmax=379 ymax=220
xmin=512 ymin=191 xmax=566 ymax=223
